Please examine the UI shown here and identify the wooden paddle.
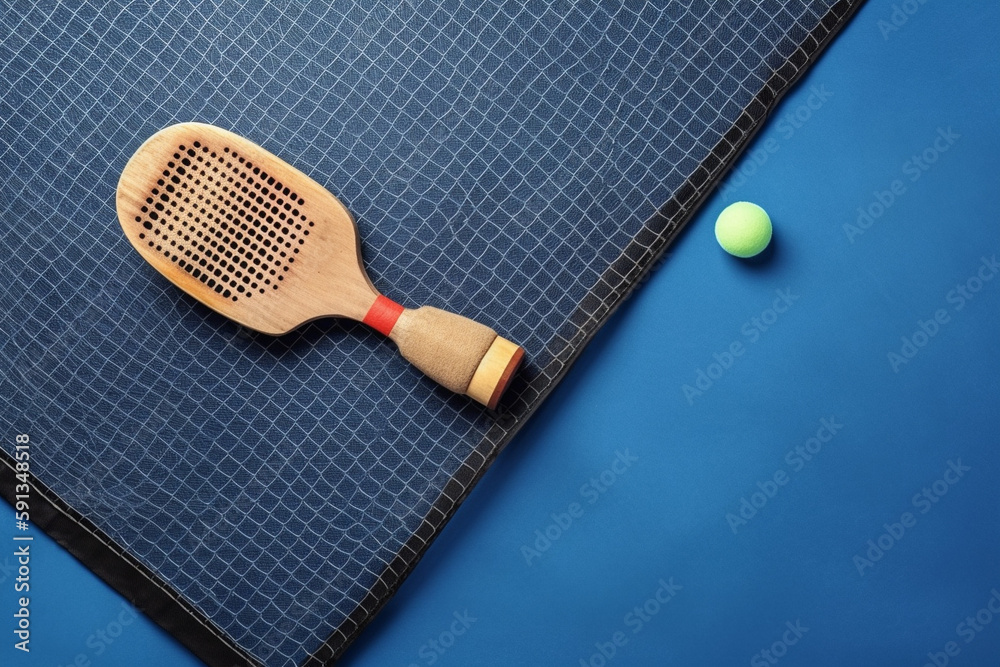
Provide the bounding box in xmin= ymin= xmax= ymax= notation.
xmin=116 ymin=122 xmax=523 ymax=409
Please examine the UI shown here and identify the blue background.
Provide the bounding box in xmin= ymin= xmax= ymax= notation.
xmin=3 ymin=0 xmax=999 ymax=665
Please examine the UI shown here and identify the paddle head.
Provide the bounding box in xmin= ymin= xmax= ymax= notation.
xmin=117 ymin=122 xmax=377 ymax=334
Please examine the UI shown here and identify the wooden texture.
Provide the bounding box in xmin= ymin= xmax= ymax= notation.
xmin=466 ymin=337 xmax=525 ymax=410
xmin=116 ymin=122 xmax=378 ymax=333
xmin=116 ymin=122 xmax=524 ymax=407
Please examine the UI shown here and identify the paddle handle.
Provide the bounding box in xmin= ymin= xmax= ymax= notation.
xmin=376 ymin=304 xmax=523 ymax=409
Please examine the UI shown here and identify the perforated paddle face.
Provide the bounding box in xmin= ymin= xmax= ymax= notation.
xmin=117 ymin=123 xmax=377 ymax=334
xmin=139 ymin=141 xmax=311 ymax=301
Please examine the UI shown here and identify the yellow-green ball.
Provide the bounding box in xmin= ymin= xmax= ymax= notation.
xmin=715 ymin=202 xmax=772 ymax=257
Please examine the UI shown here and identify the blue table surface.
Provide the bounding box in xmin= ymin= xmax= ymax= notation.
xmin=4 ymin=1 xmax=999 ymax=665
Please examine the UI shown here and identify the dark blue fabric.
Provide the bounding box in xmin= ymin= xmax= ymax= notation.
xmin=0 ymin=1 xmax=855 ymax=664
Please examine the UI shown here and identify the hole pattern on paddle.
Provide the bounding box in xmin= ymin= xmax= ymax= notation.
xmin=134 ymin=140 xmax=313 ymax=301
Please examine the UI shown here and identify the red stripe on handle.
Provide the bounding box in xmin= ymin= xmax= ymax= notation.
xmin=363 ymin=295 xmax=404 ymax=336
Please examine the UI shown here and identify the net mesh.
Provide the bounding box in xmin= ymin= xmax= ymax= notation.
xmin=0 ymin=0 xmax=854 ymax=664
